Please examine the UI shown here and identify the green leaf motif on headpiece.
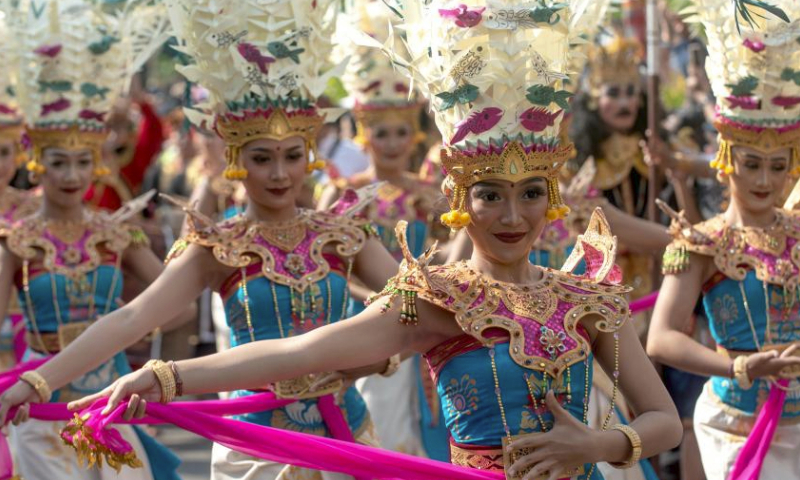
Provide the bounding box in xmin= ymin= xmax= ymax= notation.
xmin=526 ymin=85 xmax=573 ymax=111
xmin=528 ymin=0 xmax=568 ymax=25
xmin=436 ymin=83 xmax=479 ymax=111
xmin=38 ymin=80 xmax=73 ymax=93
xmin=725 ymin=75 xmax=759 ymax=96
xmin=88 ymin=35 xmax=120 ymax=55
xmin=781 ymin=68 xmax=800 ymax=86
xmin=80 ymin=83 xmax=111 ymax=100
xmin=732 ymin=0 xmax=789 ymax=34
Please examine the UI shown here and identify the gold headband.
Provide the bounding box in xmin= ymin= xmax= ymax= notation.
xmin=439 ymin=141 xmax=573 ymax=229
xmin=710 ymin=119 xmax=800 ymax=176
xmin=25 ymin=125 xmax=109 ymax=176
xmin=215 ymin=108 xmax=326 ymax=180
xmin=0 ymin=124 xmax=26 ymax=167
xmin=352 ymin=103 xmax=426 ymax=146
xmin=587 ymin=38 xmax=642 ymax=97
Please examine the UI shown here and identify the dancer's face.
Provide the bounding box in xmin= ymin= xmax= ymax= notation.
xmin=465 ymin=177 xmax=549 ymax=265
xmin=728 ymin=145 xmax=791 ymax=215
xmin=0 ymin=139 xmax=18 ymax=186
xmin=39 ymin=147 xmax=94 ymax=208
xmin=598 ymin=81 xmax=640 ymax=133
xmin=241 ymin=136 xmax=307 ymax=212
xmin=365 ymin=120 xmax=415 ymax=171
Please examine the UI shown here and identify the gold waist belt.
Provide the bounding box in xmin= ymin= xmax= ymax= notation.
xmin=26 ymin=321 xmax=95 ymax=354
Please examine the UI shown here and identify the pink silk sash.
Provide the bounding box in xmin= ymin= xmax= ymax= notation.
xmin=629 ymin=291 xmax=658 ymax=314
xmin=728 ymin=379 xmax=790 ymax=480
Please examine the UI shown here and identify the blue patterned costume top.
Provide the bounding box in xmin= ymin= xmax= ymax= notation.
xmin=663 ymin=209 xmax=800 ymax=417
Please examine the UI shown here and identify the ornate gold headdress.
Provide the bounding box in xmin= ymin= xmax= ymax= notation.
xmin=0 ymin=8 xmax=25 ymax=166
xmin=377 ymin=0 xmax=595 ymax=228
xmin=164 ymin=0 xmax=346 ymax=180
xmin=586 ymin=36 xmax=642 ymax=97
xmin=338 ymin=0 xmax=425 ymax=146
xmin=6 ymin=0 xmax=169 ymax=176
xmin=685 ymin=0 xmax=800 ymax=176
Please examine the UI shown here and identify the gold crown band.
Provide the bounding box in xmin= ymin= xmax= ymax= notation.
xmin=352 ymin=103 xmax=426 ymax=146
xmin=215 ymin=108 xmax=326 ymax=180
xmin=0 ymin=124 xmax=27 ymax=167
xmin=709 ymin=119 xmax=800 ymax=177
xmin=439 ymin=141 xmax=572 ymax=229
xmin=25 ymin=125 xmax=109 ymax=177
xmin=588 ymin=38 xmax=642 ymax=96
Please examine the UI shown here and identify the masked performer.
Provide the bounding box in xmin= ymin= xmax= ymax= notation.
xmin=0 ymin=1 xmax=401 ymax=479
xmin=68 ymin=1 xmax=682 ymax=478
xmin=647 ymin=2 xmax=800 ymax=479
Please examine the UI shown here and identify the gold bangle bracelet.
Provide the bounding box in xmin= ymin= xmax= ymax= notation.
xmin=19 ymin=371 xmax=52 ymax=403
xmin=144 ymin=360 xmax=177 ymax=404
xmin=609 ymin=424 xmax=642 ymax=469
xmin=734 ymin=355 xmax=753 ymax=390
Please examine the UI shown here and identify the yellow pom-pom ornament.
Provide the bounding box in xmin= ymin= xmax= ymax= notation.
xmin=26 ymin=160 xmax=45 ymax=174
xmin=223 ymin=166 xmax=248 ymax=180
xmin=93 ymin=165 xmax=111 ymax=177
xmin=306 ymin=159 xmax=326 ymax=173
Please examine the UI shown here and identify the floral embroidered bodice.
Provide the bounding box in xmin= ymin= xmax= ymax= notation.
xmin=0 ymin=211 xmax=148 ymax=402
xmin=0 ymin=187 xmax=40 ymax=223
xmin=168 ymin=207 xmax=373 ymax=437
xmin=371 ymin=211 xmax=630 ymax=477
xmin=664 ymin=209 xmax=800 ymax=416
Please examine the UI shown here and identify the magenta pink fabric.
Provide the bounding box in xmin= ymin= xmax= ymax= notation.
xmin=629 ymin=291 xmax=658 ymax=314
xmin=728 ymin=379 xmax=789 ymax=480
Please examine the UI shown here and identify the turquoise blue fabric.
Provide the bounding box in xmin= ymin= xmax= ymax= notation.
xmin=703 ymin=270 xmax=800 ymax=417
xmin=19 ymin=264 xmax=181 ymax=479
xmin=437 ymin=341 xmax=602 ymax=479
xmin=223 ymin=269 xmax=369 ymax=437
xmin=529 ymin=245 xmax=586 ymax=273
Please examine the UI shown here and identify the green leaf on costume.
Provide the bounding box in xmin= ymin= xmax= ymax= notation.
xmin=436 ymin=83 xmax=479 ymax=111
xmin=526 ymin=85 xmax=555 ymax=106
xmin=553 ymin=90 xmax=574 ymax=111
xmin=732 ymin=0 xmax=789 ymax=34
xmin=726 ymin=75 xmax=759 ymax=96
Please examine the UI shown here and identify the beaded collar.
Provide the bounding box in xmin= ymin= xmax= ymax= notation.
xmin=663 ymin=208 xmax=800 ymax=291
xmin=372 ymin=210 xmax=631 ymax=378
xmin=0 ymin=211 xmax=146 ymax=281
xmin=170 ymin=209 xmax=370 ymax=293
xmin=0 ymin=187 xmax=41 ymax=223
xmin=339 ymin=173 xmax=440 ymax=227
xmin=593 ymin=132 xmax=648 ymax=191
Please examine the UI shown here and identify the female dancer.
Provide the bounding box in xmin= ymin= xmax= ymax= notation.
xmin=0 ymin=0 xmax=399 ymax=478
xmin=317 ymin=1 xmax=450 ymax=461
xmin=0 ymin=16 xmax=39 ymax=370
xmin=647 ymin=2 xmax=800 ymax=479
xmin=67 ymin=1 xmax=682 ymax=478
xmin=0 ymin=1 xmax=182 ymax=479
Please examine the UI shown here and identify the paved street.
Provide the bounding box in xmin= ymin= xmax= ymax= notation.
xmin=157 ymin=425 xmax=212 ymax=479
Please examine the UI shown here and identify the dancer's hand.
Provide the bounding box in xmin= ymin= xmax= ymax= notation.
xmin=507 ymin=391 xmax=607 ymax=480
xmin=746 ymin=344 xmax=800 ymax=380
xmin=0 ymin=381 xmax=39 ymax=432
xmin=68 ymin=368 xmax=161 ymax=417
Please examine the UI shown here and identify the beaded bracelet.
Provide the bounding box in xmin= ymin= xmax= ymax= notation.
xmin=609 ymin=424 xmax=642 ymax=469
xmin=734 ymin=355 xmax=753 ymax=390
xmin=19 ymin=371 xmax=52 ymax=403
xmin=144 ymin=360 xmax=177 ymax=404
xmin=169 ymin=361 xmax=184 ymax=397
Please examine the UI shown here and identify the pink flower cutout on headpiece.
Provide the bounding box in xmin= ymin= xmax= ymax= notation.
xmin=438 ymin=4 xmax=486 ymax=28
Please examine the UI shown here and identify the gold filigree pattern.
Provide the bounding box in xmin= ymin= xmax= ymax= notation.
xmin=373 ymin=222 xmax=631 ymax=378
xmin=0 ymin=187 xmax=41 ymax=222
xmin=664 ymin=208 xmax=800 ymax=291
xmin=593 ymin=132 xmax=648 ymax=191
xmin=180 ymin=210 xmax=369 ymax=293
xmin=1 ymin=213 xmax=143 ymax=281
